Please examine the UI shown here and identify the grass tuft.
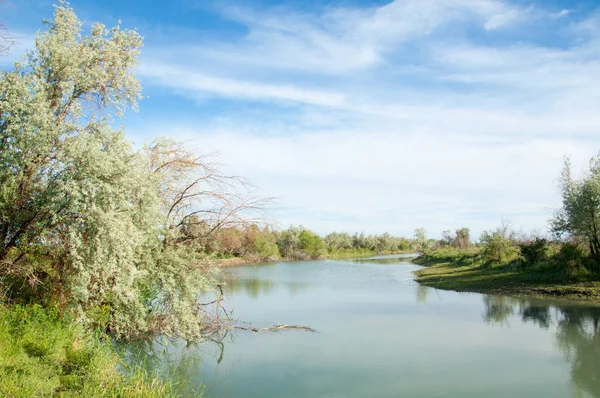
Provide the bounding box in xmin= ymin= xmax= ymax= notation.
xmin=0 ymin=305 xmax=187 ymax=398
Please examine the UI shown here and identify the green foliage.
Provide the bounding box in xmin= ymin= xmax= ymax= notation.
xmin=414 ymin=247 xmax=478 ymax=266
xmin=479 ymin=226 xmax=519 ymax=264
xmin=554 ymin=242 xmax=593 ymax=273
xmin=439 ymin=228 xmax=471 ymax=249
xmin=324 ymin=232 xmax=354 ymax=251
xmin=275 ymin=226 xmax=325 ymax=259
xmin=277 ymin=226 xmax=303 ymax=259
xmin=298 ymin=230 xmax=326 ymax=258
xmin=519 ymin=238 xmax=549 ymax=266
xmin=253 ymin=235 xmax=279 ymax=258
xmin=326 ymin=248 xmax=378 ymax=259
xmin=414 ymin=228 xmax=430 ymax=254
xmin=324 ymin=231 xmax=410 ymax=254
xmin=0 ymin=305 xmax=181 ymax=397
xmin=0 ymin=4 xmax=215 ymax=340
xmin=552 ymin=156 xmax=600 ymax=269
xmin=454 ymin=227 xmax=471 ymax=249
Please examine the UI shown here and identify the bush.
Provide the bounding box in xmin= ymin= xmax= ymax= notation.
xmin=554 ymin=242 xmax=591 ymax=272
xmin=480 ymin=228 xmax=519 ymax=264
xmin=299 ymin=230 xmax=326 ymax=258
xmin=519 ymin=238 xmax=549 ymax=266
xmin=253 ymin=235 xmax=280 ymax=259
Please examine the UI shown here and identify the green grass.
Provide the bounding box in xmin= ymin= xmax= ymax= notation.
xmin=326 ymin=249 xmax=413 ymax=260
xmin=413 ymin=248 xmax=600 ymax=302
xmin=0 ymin=305 xmax=185 ymax=398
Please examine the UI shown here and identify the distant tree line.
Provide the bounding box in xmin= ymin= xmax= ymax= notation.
xmin=206 ymin=226 xmax=414 ymax=261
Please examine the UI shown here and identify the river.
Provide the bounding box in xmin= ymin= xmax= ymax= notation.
xmin=124 ymin=255 xmax=600 ymax=397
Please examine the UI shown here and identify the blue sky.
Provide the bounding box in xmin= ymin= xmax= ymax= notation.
xmin=3 ymin=0 xmax=600 ymax=238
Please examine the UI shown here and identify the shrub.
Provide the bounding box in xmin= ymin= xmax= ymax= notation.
xmin=253 ymin=235 xmax=280 ymax=258
xmin=480 ymin=227 xmax=519 ymax=264
xmin=554 ymin=242 xmax=591 ymax=272
xmin=519 ymin=238 xmax=549 ymax=266
xmin=299 ymin=230 xmax=326 ymax=258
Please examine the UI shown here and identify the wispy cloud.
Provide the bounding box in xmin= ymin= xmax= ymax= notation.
xmin=138 ymin=63 xmax=345 ymax=106
xmin=550 ymin=9 xmax=571 ymax=19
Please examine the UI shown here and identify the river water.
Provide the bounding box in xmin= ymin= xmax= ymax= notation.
xmin=125 ymin=255 xmax=600 ymax=397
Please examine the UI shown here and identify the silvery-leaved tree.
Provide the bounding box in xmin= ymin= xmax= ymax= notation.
xmin=0 ymin=2 xmax=245 ymax=340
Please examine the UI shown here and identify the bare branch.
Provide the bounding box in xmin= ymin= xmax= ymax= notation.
xmin=146 ymin=138 xmax=274 ymax=247
xmin=0 ymin=1 xmax=15 ymax=55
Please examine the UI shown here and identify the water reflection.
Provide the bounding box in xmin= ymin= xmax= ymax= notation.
xmin=118 ymin=259 xmax=600 ymax=398
xmin=416 ymin=284 xmax=429 ymax=304
xmin=482 ymin=296 xmax=600 ymax=397
xmin=119 ymin=338 xmax=206 ymax=397
xmin=221 ymin=277 xmax=275 ymax=298
xmin=221 ymin=277 xmax=309 ymax=298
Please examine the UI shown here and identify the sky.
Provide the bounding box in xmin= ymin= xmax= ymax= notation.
xmin=2 ymin=0 xmax=600 ymax=239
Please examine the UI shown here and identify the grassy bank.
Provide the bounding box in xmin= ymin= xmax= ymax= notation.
xmin=413 ymin=248 xmax=600 ymax=302
xmin=0 ymin=305 xmax=182 ymax=397
xmin=216 ymin=250 xmax=414 ymax=267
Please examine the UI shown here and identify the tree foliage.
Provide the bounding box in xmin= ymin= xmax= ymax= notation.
xmin=414 ymin=228 xmax=430 ymax=254
xmin=480 ymin=224 xmax=518 ymax=264
xmin=298 ymin=229 xmax=325 ymax=258
xmin=0 ymin=4 xmax=260 ymax=340
xmin=552 ymin=157 xmax=600 ymax=268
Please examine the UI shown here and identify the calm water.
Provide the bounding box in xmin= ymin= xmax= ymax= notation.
xmin=125 ymin=255 xmax=600 ymax=397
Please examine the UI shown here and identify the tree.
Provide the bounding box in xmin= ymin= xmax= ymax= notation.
xmin=414 ymin=228 xmax=429 ymax=253
xmin=0 ymin=4 xmax=260 ymax=340
xmin=440 ymin=230 xmax=453 ymax=247
xmin=0 ymin=4 xmax=165 ymax=336
xmin=0 ymin=3 xmax=142 ymax=264
xmin=277 ymin=226 xmax=303 ymax=259
xmin=253 ymin=233 xmax=279 ymax=258
xmin=480 ymin=223 xmax=518 ymax=264
xmin=324 ymin=232 xmax=353 ymax=251
xmin=454 ymin=227 xmax=471 ymax=249
xmin=216 ymin=228 xmax=243 ymax=255
xmin=299 ymin=229 xmax=325 ymax=258
xmin=552 ymin=156 xmax=600 ymax=267
xmin=146 ymin=138 xmax=267 ymax=250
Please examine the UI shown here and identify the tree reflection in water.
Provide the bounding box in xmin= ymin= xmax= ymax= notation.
xmin=482 ymin=295 xmax=600 ymax=397
xmin=220 ymin=276 xmax=309 ymax=298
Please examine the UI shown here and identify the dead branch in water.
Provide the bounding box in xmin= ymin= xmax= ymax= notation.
xmin=235 ymin=324 xmax=317 ymax=333
xmin=197 ymin=284 xmax=316 ymax=339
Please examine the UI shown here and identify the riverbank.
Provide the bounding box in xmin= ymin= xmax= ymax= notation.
xmin=413 ymin=250 xmax=600 ymax=303
xmin=0 ymin=305 xmax=185 ymax=397
xmin=215 ymin=250 xmax=415 ymax=267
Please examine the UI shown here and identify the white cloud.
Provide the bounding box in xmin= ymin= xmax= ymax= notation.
xmin=138 ymin=63 xmax=345 ymax=107
xmin=144 ymin=0 xmax=523 ymax=76
xmin=549 ymin=9 xmax=570 ymax=19
xmin=484 ymin=8 xmax=521 ymax=30
xmin=130 ymin=123 xmax=595 ymax=237
xmin=129 ymin=0 xmax=600 ymax=237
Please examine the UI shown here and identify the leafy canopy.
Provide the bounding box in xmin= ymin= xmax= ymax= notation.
xmin=0 ymin=3 xmax=220 ymax=340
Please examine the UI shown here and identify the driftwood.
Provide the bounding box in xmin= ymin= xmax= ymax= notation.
xmin=235 ymin=324 xmax=317 ymax=333
xmin=197 ymin=284 xmax=316 ymax=339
